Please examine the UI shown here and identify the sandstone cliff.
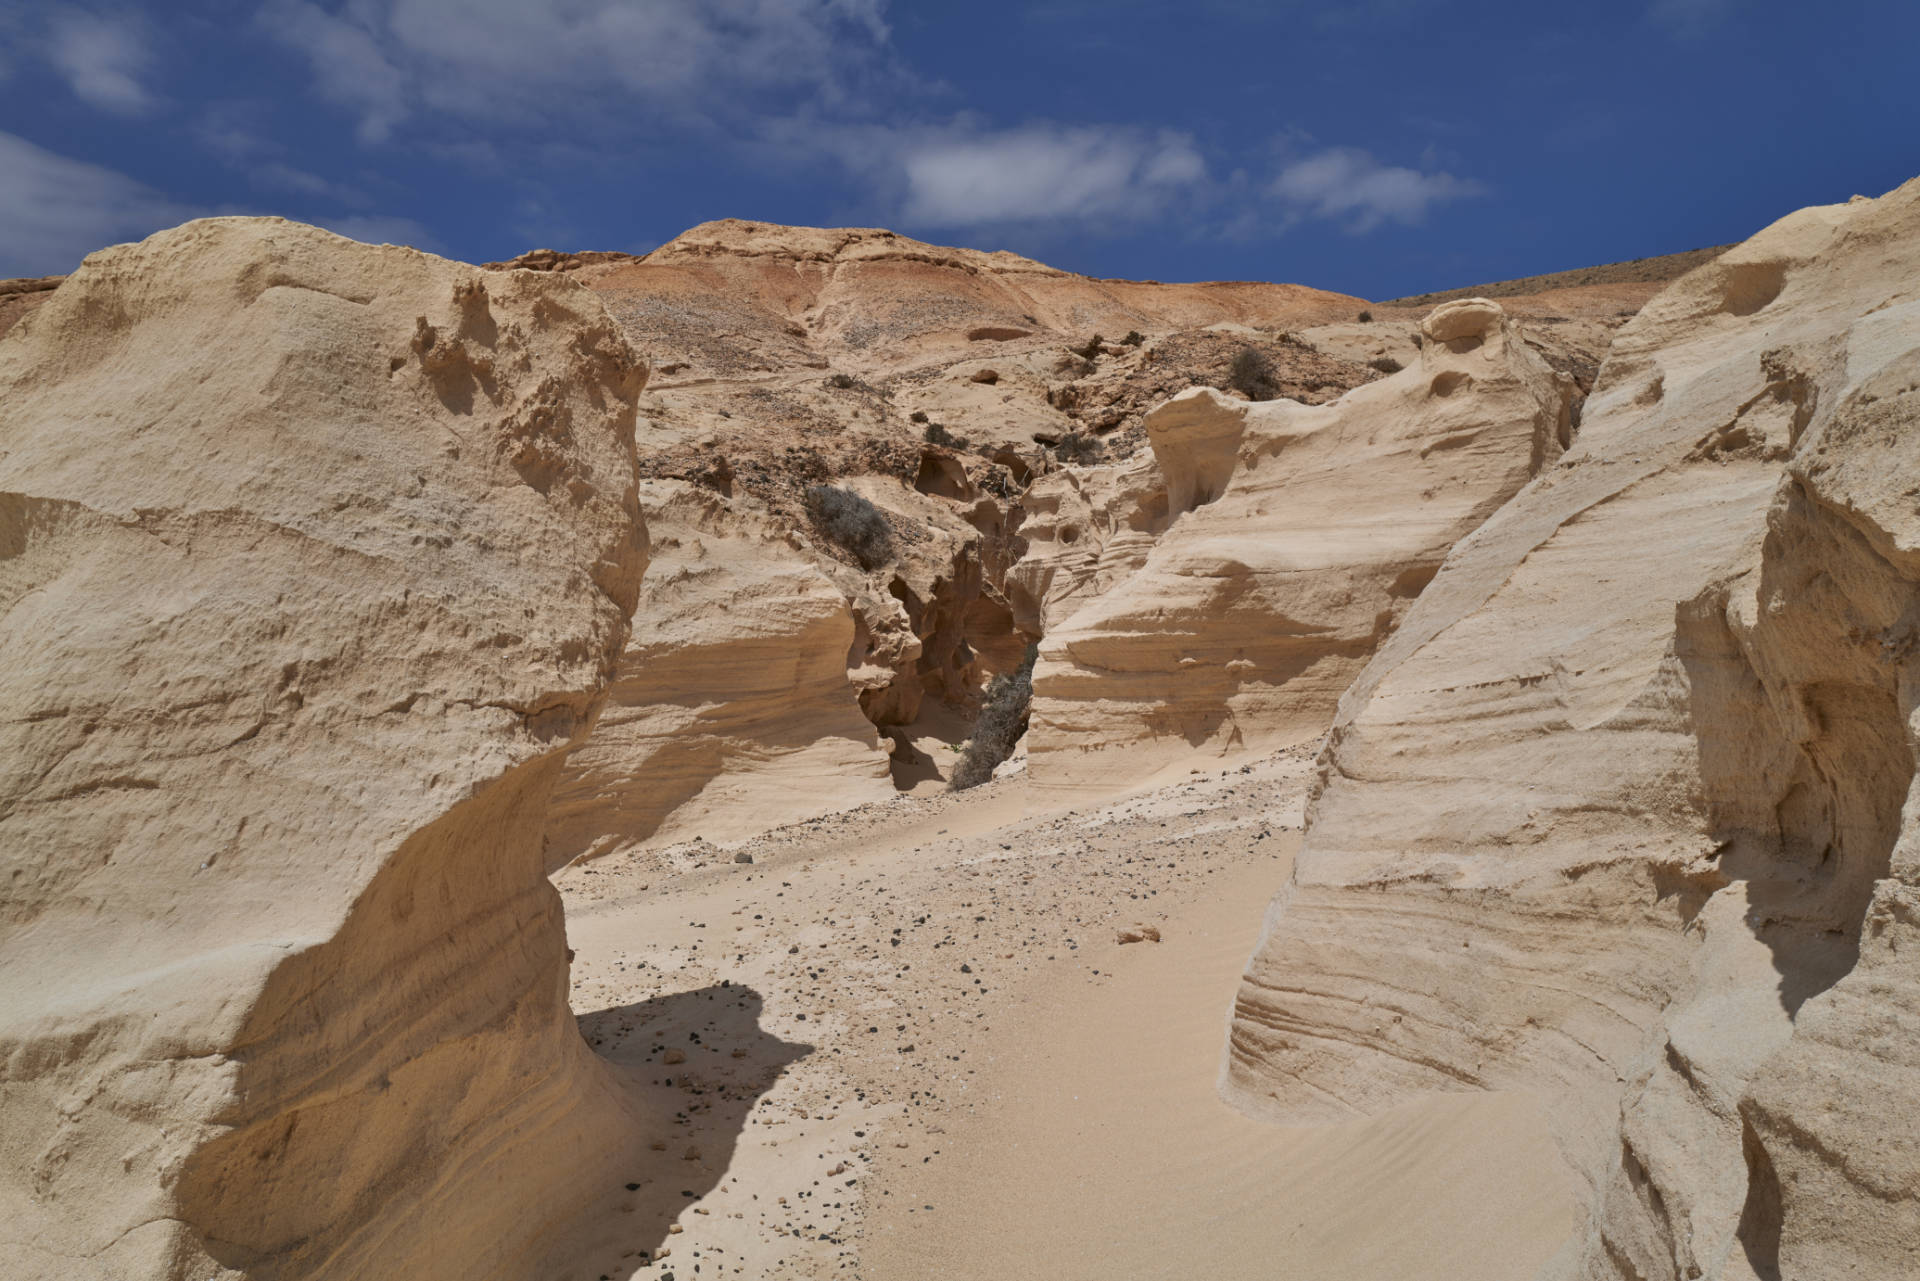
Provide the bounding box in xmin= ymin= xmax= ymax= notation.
xmin=1227 ymin=181 xmax=1920 ymax=1280
xmin=0 ymin=219 xmax=654 ymax=1279
xmin=545 ymin=478 xmax=893 ymax=863
xmin=519 ymin=221 xmax=1399 ymax=824
xmin=1023 ymin=298 xmax=1575 ymax=791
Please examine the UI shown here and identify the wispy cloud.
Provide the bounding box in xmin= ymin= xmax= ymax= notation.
xmin=0 ymin=130 xmax=197 ymax=274
xmin=17 ymin=5 xmax=159 ymax=113
xmin=243 ymin=1 xmax=1483 ymax=248
xmin=890 ymin=123 xmax=1205 ymax=227
xmin=258 ymin=0 xmax=895 ymax=143
xmin=257 ymin=0 xmax=408 ymax=144
xmin=1267 ymin=146 xmax=1481 ymax=232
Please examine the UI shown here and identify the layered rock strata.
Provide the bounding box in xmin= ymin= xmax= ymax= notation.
xmin=0 ymin=219 xmax=651 ymax=1279
xmin=1227 ymin=181 xmax=1920 ymax=1281
xmin=1025 ymin=298 xmax=1574 ymax=789
xmin=545 ymin=479 xmax=893 ymax=863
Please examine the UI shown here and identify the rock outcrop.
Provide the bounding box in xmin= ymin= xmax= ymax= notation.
xmin=0 ymin=273 xmax=62 ymax=338
xmin=545 ymin=479 xmax=893 ymax=862
xmin=0 ymin=219 xmax=652 ymax=1278
xmin=1024 ymin=298 xmax=1574 ymax=790
xmin=466 ymin=216 xmax=1652 ymax=842
xmin=1227 ymin=181 xmax=1920 ymax=1280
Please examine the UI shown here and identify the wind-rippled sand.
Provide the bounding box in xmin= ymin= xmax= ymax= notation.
xmin=555 ymin=746 xmax=1576 ymax=1280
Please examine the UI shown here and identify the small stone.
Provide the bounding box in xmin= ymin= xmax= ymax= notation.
xmin=662 ymin=1048 xmax=687 ymax=1065
xmin=734 ymin=852 xmax=753 ymax=864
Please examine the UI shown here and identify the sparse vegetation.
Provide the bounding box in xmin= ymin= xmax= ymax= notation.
xmin=824 ymin=372 xmax=859 ymax=389
xmin=949 ymin=643 xmax=1038 ymax=791
xmin=1227 ymin=345 xmax=1280 ymax=401
xmin=1357 ymin=310 xmax=1374 ymax=323
xmin=1367 ymin=355 xmax=1404 ymax=374
xmin=1071 ymin=333 xmax=1105 ymax=361
xmin=923 ymin=421 xmax=970 ymax=449
xmin=805 ymin=483 xmax=893 ymax=569
xmin=1052 ymin=431 xmax=1106 ymax=465
xmin=1122 ymin=330 xmax=1145 ymax=346
xmin=979 ymin=464 xmax=1018 ymax=499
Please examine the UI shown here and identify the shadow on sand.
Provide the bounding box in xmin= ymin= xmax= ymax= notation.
xmin=566 ymin=983 xmax=811 ymax=1278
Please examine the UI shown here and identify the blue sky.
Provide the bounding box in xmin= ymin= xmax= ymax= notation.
xmin=1 ymin=1 xmax=1915 ymax=297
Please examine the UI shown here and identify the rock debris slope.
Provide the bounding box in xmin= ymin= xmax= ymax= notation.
xmin=1023 ymin=298 xmax=1575 ymax=791
xmin=0 ymin=219 xmax=654 ymax=1279
xmin=1227 ymin=180 xmax=1920 ymax=1280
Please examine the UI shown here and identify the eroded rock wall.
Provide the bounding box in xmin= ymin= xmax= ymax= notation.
xmin=1024 ymin=298 xmax=1573 ymax=790
xmin=545 ymin=479 xmax=893 ymax=862
xmin=1226 ymin=181 xmax=1920 ymax=1281
xmin=0 ymin=219 xmax=651 ymax=1279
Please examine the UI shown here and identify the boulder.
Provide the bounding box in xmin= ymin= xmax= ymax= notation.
xmin=0 ymin=218 xmax=650 ymax=1279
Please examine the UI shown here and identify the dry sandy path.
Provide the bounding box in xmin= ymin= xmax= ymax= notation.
xmin=553 ymin=748 xmax=1578 ymax=1280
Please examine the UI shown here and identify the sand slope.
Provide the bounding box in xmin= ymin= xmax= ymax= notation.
xmin=557 ymin=748 xmax=1578 ymax=1280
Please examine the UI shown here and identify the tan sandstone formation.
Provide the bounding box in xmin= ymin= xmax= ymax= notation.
xmin=545 ymin=478 xmax=893 ymax=863
xmin=0 ymin=218 xmax=653 ymax=1278
xmin=1022 ymin=297 xmax=1574 ymax=790
xmin=509 ymin=218 xmax=1640 ymax=844
xmin=1227 ymin=181 xmax=1920 ymax=1280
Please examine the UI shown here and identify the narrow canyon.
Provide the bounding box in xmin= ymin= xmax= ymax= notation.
xmin=3 ymin=177 xmax=1917 ymax=1281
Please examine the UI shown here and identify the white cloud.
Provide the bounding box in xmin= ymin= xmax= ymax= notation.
xmin=45 ymin=8 xmax=155 ymax=114
xmin=258 ymin=1 xmax=408 ymax=143
xmin=897 ymin=124 xmax=1205 ymax=226
xmin=0 ymin=131 xmax=198 ymax=275
xmin=1267 ymin=146 xmax=1480 ymax=232
xmin=258 ymin=0 xmax=894 ymax=143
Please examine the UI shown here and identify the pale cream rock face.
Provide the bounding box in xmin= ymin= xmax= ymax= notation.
xmin=0 ymin=218 xmax=653 ymax=1279
xmin=545 ymin=478 xmax=893 ymax=862
xmin=1226 ymin=178 xmax=1920 ymax=1281
xmin=1022 ymin=297 xmax=1573 ymax=792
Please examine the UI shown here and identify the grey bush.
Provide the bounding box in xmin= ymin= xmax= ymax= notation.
xmin=923 ymin=421 xmax=969 ymax=449
xmin=1227 ymin=346 xmax=1280 ymax=401
xmin=949 ymin=643 xmax=1038 ymax=791
xmin=805 ymin=484 xmax=893 ymax=569
xmin=1053 ymin=431 xmax=1105 ymax=465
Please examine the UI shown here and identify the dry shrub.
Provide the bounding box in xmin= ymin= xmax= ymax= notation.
xmin=805 ymin=484 xmax=893 ymax=569
xmin=1053 ymin=431 xmax=1105 ymax=465
xmin=949 ymin=643 xmax=1038 ymax=791
xmin=1227 ymin=346 xmax=1279 ymax=401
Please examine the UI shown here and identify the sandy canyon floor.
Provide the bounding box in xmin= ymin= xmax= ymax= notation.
xmin=554 ymin=748 xmax=1579 ymax=1281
